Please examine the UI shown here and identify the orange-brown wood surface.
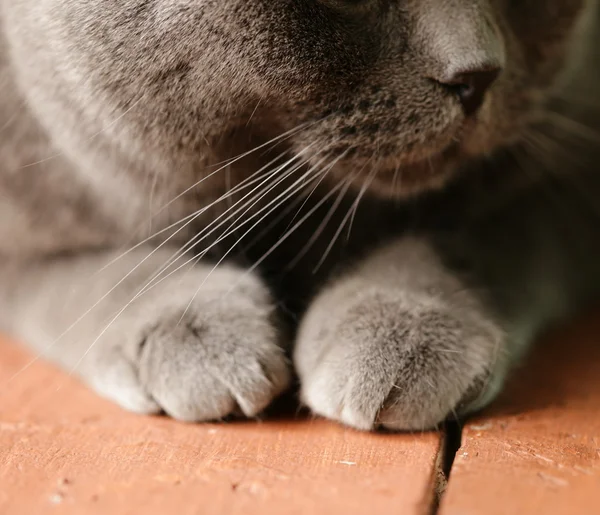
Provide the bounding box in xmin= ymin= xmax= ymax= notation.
xmin=1 ymin=310 xmax=599 ymax=515
xmin=441 ymin=312 xmax=600 ymax=515
xmin=0 ymin=340 xmax=441 ymax=515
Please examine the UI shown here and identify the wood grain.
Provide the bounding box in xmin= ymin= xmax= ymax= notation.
xmin=441 ymin=310 xmax=600 ymax=515
xmin=3 ymin=308 xmax=598 ymax=515
xmin=0 ymin=339 xmax=442 ymax=515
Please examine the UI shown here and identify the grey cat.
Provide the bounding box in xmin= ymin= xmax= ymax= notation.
xmin=1 ymin=0 xmax=599 ymax=431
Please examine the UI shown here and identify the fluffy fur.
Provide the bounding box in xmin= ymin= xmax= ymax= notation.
xmin=0 ymin=0 xmax=599 ymax=430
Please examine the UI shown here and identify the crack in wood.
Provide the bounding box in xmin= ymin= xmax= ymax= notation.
xmin=426 ymin=420 xmax=463 ymax=515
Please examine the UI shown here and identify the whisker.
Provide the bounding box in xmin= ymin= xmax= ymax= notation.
xmin=19 ymin=150 xmax=301 ymax=370
xmin=159 ymin=159 xmax=335 ymax=326
xmin=540 ymin=110 xmax=600 ymax=144
xmin=102 ymin=121 xmax=322 ymax=273
xmin=246 ymin=96 xmax=264 ymax=127
xmin=310 ymin=175 xmax=356 ymax=273
xmin=391 ymin=162 xmax=401 ymax=199
xmin=282 ymin=139 xmax=344 ymax=234
xmin=346 ymin=162 xmax=377 ymax=241
xmin=316 ymin=161 xmax=379 ymax=273
xmin=147 ymin=121 xmax=319 ymax=221
xmin=222 ymin=160 xmax=355 ymax=299
xmin=0 ymin=100 xmax=25 ymax=133
xmin=61 ymin=145 xmax=329 ymax=375
xmin=285 ymin=150 xmax=354 ymax=271
xmin=5 ymin=115 xmax=333 ymax=385
xmin=140 ymin=143 xmax=325 ymax=287
xmin=140 ymin=150 xmax=334 ymax=300
xmin=511 ymin=138 xmax=600 ymax=225
xmin=241 ymin=149 xmax=342 ymax=255
xmin=96 ymin=146 xmax=302 ymax=275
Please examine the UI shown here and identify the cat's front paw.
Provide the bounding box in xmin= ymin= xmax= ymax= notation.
xmin=295 ymin=290 xmax=507 ymax=431
xmin=86 ymin=267 xmax=291 ymax=421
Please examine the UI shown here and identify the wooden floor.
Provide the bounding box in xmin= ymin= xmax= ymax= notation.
xmin=1 ymin=311 xmax=599 ymax=515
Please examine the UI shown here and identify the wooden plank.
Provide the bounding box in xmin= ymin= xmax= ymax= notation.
xmin=0 ymin=339 xmax=442 ymax=515
xmin=441 ymin=310 xmax=600 ymax=515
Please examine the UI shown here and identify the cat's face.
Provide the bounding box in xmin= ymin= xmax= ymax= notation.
xmin=8 ymin=0 xmax=595 ymax=196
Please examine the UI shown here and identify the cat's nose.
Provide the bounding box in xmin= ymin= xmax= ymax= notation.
xmin=438 ymin=67 xmax=501 ymax=117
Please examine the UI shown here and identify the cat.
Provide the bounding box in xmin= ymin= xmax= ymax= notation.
xmin=0 ymin=0 xmax=599 ymax=431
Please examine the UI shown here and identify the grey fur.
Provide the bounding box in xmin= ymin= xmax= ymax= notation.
xmin=295 ymin=238 xmax=507 ymax=431
xmin=0 ymin=0 xmax=599 ymax=430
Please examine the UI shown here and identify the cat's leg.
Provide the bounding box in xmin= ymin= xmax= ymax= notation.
xmin=0 ymin=249 xmax=290 ymax=420
xmin=294 ymin=237 xmax=511 ymax=431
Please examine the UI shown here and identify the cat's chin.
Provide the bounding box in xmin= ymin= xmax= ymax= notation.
xmin=342 ymin=142 xmax=462 ymax=199
xmin=319 ymin=116 xmax=487 ymax=198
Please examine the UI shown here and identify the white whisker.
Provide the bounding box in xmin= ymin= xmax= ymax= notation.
xmin=139 ymin=144 xmax=324 ymax=287
xmin=222 ymin=168 xmax=356 ymax=298
xmin=285 ymin=150 xmax=353 ymax=271
xmin=317 ymin=164 xmax=379 ymax=272
xmin=138 ymin=149 xmax=334 ymax=300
